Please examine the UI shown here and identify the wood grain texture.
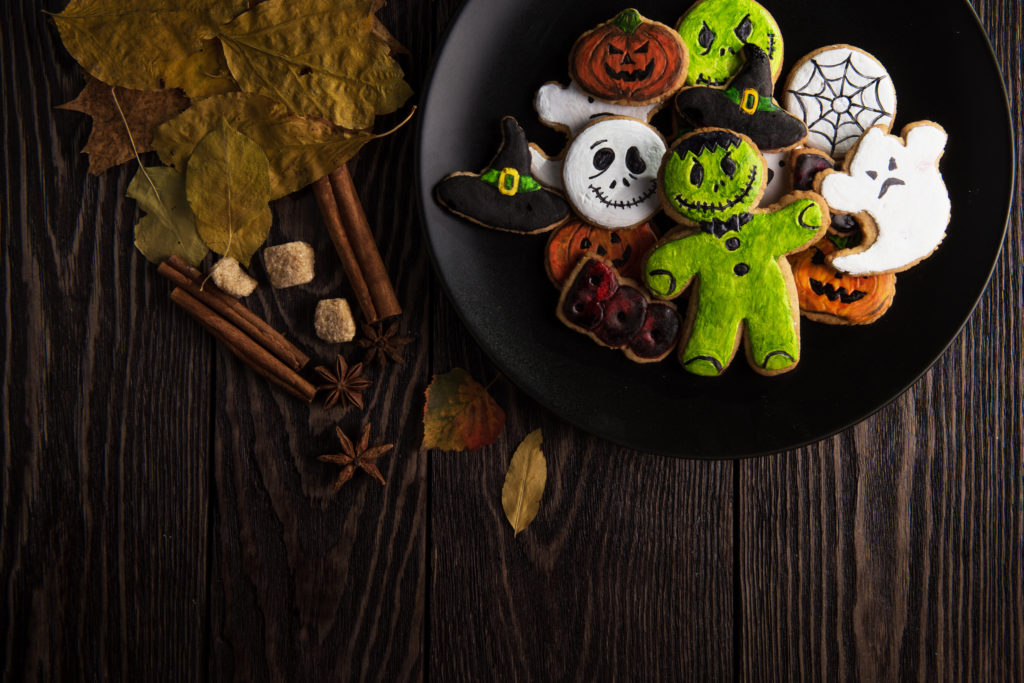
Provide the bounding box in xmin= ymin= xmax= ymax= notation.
xmin=1 ymin=1 xmax=211 ymax=681
xmin=738 ymin=1 xmax=1024 ymax=680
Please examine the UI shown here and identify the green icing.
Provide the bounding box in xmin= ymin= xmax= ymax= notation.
xmin=662 ymin=134 xmax=764 ymax=223
xmin=612 ymin=8 xmax=644 ymax=34
xmin=677 ymin=0 xmax=783 ymax=86
xmin=644 ymin=199 xmax=824 ymax=375
xmin=479 ymin=168 xmax=542 ymax=193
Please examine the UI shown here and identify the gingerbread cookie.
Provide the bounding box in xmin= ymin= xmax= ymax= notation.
xmin=534 ymin=81 xmax=661 ymax=137
xmin=558 ymin=256 xmax=683 ymax=363
xmin=674 ymin=44 xmax=807 ymax=153
xmin=545 ymin=219 xmax=659 ymax=287
xmin=784 ymin=45 xmax=897 ymax=159
xmin=676 ymin=0 xmax=783 ymax=87
xmin=816 ymin=122 xmax=949 ymax=275
xmin=435 ymin=117 xmax=570 ymax=234
xmin=569 ymin=9 xmax=689 ymax=106
xmin=646 ymin=128 xmax=828 ymax=376
xmin=759 ymin=150 xmax=790 ymax=207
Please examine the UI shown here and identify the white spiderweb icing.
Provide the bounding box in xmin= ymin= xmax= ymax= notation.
xmin=785 ymin=49 xmax=895 ymax=158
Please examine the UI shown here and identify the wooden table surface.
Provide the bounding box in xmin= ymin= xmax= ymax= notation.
xmin=3 ymin=0 xmax=1021 ymax=680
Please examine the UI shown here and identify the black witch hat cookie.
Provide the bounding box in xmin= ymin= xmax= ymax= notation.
xmin=435 ymin=117 xmax=571 ymax=235
xmin=674 ymin=44 xmax=807 ymax=152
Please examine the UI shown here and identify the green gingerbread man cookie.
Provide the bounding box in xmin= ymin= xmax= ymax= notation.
xmin=645 ymin=129 xmax=827 ymax=376
xmin=677 ymin=0 xmax=783 ymax=87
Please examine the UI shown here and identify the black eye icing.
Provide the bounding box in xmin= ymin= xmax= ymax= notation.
xmin=593 ymin=148 xmax=615 ymax=171
xmin=690 ymin=160 xmax=705 ymax=187
xmin=889 ymin=157 xmax=898 ymax=171
xmin=866 ymin=170 xmax=878 ymax=180
xmin=610 ymin=232 xmax=621 ymax=243
xmin=608 ymin=45 xmax=623 ymax=55
xmin=734 ymin=15 xmax=753 ymax=42
xmin=698 ymin=22 xmax=715 ymax=50
xmin=720 ymin=155 xmax=738 ymax=178
xmin=626 ymin=146 xmax=646 ymax=174
xmin=766 ymin=168 xmax=775 ymax=184
xmin=635 ymin=42 xmax=649 ymax=54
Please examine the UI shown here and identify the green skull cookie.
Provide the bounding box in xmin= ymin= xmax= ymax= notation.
xmin=676 ymin=0 xmax=783 ymax=86
xmin=645 ymin=129 xmax=827 ymax=376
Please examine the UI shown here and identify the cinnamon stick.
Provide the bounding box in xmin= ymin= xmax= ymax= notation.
xmin=170 ymin=288 xmax=317 ymax=403
xmin=160 ymin=256 xmax=309 ymax=370
xmin=328 ymin=164 xmax=402 ymax=320
xmin=313 ymin=175 xmax=379 ymax=322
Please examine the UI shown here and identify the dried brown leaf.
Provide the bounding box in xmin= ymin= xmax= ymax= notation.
xmin=501 ymin=429 xmax=546 ymax=537
xmin=422 ymin=368 xmax=505 ymax=452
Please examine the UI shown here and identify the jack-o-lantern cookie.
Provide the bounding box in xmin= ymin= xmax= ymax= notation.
xmin=435 ymin=117 xmax=570 ymax=235
xmin=544 ymin=219 xmax=659 ymax=286
xmin=569 ymin=9 xmax=689 ymax=106
xmin=558 ymin=256 xmax=683 ymax=363
xmin=674 ymin=44 xmax=807 ymax=153
xmin=816 ymin=122 xmax=949 ymax=275
xmin=646 ymin=128 xmax=828 ymax=376
xmin=784 ymin=45 xmax=897 ymax=159
xmin=676 ymin=0 xmax=783 ymax=87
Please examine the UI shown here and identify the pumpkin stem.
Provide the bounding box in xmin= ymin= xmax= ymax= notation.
xmin=612 ymin=8 xmax=644 ymax=35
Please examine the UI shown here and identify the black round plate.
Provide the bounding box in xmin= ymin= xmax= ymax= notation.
xmin=417 ymin=0 xmax=1013 ymax=458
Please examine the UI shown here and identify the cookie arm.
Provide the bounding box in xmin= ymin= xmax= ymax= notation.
xmin=643 ymin=238 xmax=702 ymax=299
xmin=762 ymin=195 xmax=828 ymax=255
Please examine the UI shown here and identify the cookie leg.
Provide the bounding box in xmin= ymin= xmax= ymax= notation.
xmin=680 ymin=305 xmax=742 ymax=377
xmin=745 ymin=306 xmax=800 ymax=374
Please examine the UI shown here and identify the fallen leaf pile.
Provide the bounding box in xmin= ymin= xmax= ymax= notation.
xmin=51 ymin=0 xmax=412 ymax=265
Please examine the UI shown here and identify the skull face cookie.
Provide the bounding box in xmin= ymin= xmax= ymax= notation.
xmin=560 ymin=117 xmax=667 ymax=229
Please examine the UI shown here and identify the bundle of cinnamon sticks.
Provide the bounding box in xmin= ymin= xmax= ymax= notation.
xmin=159 ymin=255 xmax=317 ymax=403
xmin=313 ymin=163 xmax=401 ymax=323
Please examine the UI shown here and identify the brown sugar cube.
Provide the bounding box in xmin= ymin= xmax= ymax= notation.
xmin=263 ymin=241 xmax=315 ymax=288
xmin=315 ymin=298 xmax=356 ymax=343
xmin=209 ymin=256 xmax=258 ymax=298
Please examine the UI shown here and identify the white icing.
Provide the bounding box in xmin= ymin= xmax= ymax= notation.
xmin=535 ymin=81 xmax=660 ymax=137
xmin=528 ymin=145 xmax=564 ymax=190
xmin=561 ymin=118 xmax=665 ymax=229
xmin=820 ymin=124 xmax=949 ymax=275
xmin=784 ymin=46 xmax=896 ymax=158
xmin=759 ymin=150 xmax=790 ymax=207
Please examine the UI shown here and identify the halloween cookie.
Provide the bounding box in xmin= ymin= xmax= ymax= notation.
xmin=759 ymin=150 xmax=790 ymax=207
xmin=646 ymin=128 xmax=828 ymax=376
xmin=816 ymin=122 xmax=949 ymax=275
xmin=790 ymin=148 xmax=861 ymax=235
xmin=435 ymin=117 xmax=570 ymax=234
xmin=674 ymin=44 xmax=807 ymax=153
xmin=784 ymin=45 xmax=897 ymax=159
xmin=533 ymin=117 xmax=666 ymax=230
xmin=676 ymin=0 xmax=783 ymax=86
xmin=558 ymin=256 xmax=683 ymax=363
xmin=789 ymin=234 xmax=897 ymax=325
xmin=569 ymin=9 xmax=689 ymax=106
xmin=545 ymin=219 xmax=659 ymax=287
xmin=534 ymin=81 xmax=661 ymax=137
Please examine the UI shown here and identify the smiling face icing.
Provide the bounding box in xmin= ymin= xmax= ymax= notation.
xmin=677 ymin=0 xmax=782 ymax=86
xmin=562 ymin=118 xmax=667 ymax=229
xmin=662 ymin=129 xmax=765 ymax=223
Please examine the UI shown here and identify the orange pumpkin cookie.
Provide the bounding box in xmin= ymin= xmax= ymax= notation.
xmin=545 ymin=219 xmax=659 ymax=287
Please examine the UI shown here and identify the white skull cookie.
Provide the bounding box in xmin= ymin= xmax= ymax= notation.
xmin=558 ymin=117 xmax=666 ymax=229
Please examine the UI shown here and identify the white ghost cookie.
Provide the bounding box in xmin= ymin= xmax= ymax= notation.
xmin=784 ymin=45 xmax=897 ymax=159
xmin=817 ymin=122 xmax=949 ymax=275
xmin=759 ymin=150 xmax=790 ymax=206
xmin=534 ymin=81 xmax=661 ymax=137
xmin=554 ymin=117 xmax=666 ymax=229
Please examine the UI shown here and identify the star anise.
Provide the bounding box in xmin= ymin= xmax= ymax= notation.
xmin=319 ymin=423 xmax=392 ymax=492
xmin=315 ymin=355 xmax=372 ymax=409
xmin=358 ymin=321 xmax=412 ymax=368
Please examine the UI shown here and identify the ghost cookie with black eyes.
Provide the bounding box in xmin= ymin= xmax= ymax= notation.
xmin=676 ymin=0 xmax=783 ymax=87
xmin=815 ymin=122 xmax=949 ymax=275
xmin=532 ymin=116 xmax=667 ymax=230
xmin=568 ymin=9 xmax=689 ymax=106
xmin=645 ymin=128 xmax=828 ymax=376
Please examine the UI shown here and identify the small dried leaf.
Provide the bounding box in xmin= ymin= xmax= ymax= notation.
xmin=57 ymin=77 xmax=189 ymax=174
xmin=50 ymin=0 xmax=248 ymax=95
xmin=422 ymin=368 xmax=505 ymax=452
xmin=213 ymin=0 xmax=412 ymax=129
xmin=501 ymin=429 xmax=546 ymax=537
xmin=128 ymin=166 xmax=208 ymax=266
xmin=154 ymin=93 xmax=377 ymax=199
xmin=185 ymin=119 xmax=272 ymax=266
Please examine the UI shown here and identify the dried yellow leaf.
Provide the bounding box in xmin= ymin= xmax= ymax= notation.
xmin=185 ymin=119 xmax=272 ymax=267
xmin=501 ymin=429 xmax=547 ymax=537
xmin=128 ymin=166 xmax=208 ymax=266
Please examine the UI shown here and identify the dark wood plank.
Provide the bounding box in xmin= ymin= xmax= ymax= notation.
xmin=1 ymin=1 xmax=211 ymax=681
xmin=738 ymin=0 xmax=1024 ymax=679
xmin=205 ymin=2 xmax=435 ymax=681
